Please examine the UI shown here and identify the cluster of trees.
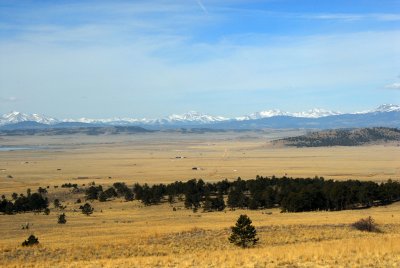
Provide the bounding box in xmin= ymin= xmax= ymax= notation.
xmin=61 ymin=183 xmax=78 ymax=188
xmin=3 ymin=176 xmax=399 ymax=215
xmin=0 ymin=189 xmax=48 ymax=214
xmin=227 ymin=176 xmax=400 ymax=212
xmin=130 ymin=176 xmax=400 ymax=213
xmin=85 ymin=182 xmax=133 ymax=202
xmin=132 ymin=179 xmax=229 ymax=211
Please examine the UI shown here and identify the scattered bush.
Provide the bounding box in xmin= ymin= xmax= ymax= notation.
xmin=98 ymin=192 xmax=108 ymax=202
xmin=22 ymin=235 xmax=39 ymax=246
xmin=53 ymin=199 xmax=60 ymax=208
xmin=43 ymin=208 xmax=50 ymax=215
xmin=37 ymin=187 xmax=47 ymax=194
xmin=85 ymin=185 xmax=103 ymax=200
xmin=352 ymin=216 xmax=380 ymax=232
xmin=61 ymin=183 xmax=78 ymax=188
xmin=80 ymin=203 xmax=94 ymax=216
xmin=58 ymin=213 xmax=67 ymax=224
xmin=21 ymin=222 xmax=30 ymax=230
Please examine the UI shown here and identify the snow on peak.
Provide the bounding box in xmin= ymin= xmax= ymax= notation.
xmin=164 ymin=111 xmax=228 ymax=123
xmin=292 ymin=108 xmax=342 ymax=118
xmin=0 ymin=111 xmax=58 ymax=125
xmin=353 ymin=104 xmax=400 ymax=114
xmin=374 ymin=104 xmax=400 ymax=113
xmin=236 ymin=109 xmax=290 ymax=120
xmin=1 ymin=104 xmax=399 ymax=127
xmin=237 ymin=108 xmax=342 ymax=120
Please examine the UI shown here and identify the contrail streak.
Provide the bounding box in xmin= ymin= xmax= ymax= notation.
xmin=196 ymin=0 xmax=208 ymax=14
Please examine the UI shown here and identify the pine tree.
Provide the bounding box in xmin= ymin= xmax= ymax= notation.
xmin=58 ymin=213 xmax=67 ymax=224
xmin=228 ymin=214 xmax=259 ymax=248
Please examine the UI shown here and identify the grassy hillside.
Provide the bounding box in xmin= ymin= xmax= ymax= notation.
xmin=279 ymin=127 xmax=400 ymax=147
xmin=1 ymin=188 xmax=400 ymax=267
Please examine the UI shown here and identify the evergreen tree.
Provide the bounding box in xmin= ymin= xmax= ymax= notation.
xmin=58 ymin=213 xmax=67 ymax=224
xmin=80 ymin=203 xmax=94 ymax=216
xmin=228 ymin=214 xmax=259 ymax=248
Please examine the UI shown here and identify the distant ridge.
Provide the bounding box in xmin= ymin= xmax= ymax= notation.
xmin=0 ymin=104 xmax=399 ymax=130
xmin=277 ymin=127 xmax=400 ymax=147
xmin=0 ymin=124 xmax=151 ymax=136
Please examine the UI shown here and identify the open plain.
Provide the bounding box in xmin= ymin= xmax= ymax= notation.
xmin=1 ymin=131 xmax=400 ymax=267
xmin=1 ymin=131 xmax=399 ymax=193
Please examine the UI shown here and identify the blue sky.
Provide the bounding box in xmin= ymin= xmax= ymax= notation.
xmin=0 ymin=0 xmax=399 ymax=118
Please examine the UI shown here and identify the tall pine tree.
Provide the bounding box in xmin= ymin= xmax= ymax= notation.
xmin=228 ymin=214 xmax=259 ymax=248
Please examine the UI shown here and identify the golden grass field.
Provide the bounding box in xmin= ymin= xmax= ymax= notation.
xmin=0 ymin=131 xmax=399 ymax=193
xmin=1 ymin=131 xmax=400 ymax=267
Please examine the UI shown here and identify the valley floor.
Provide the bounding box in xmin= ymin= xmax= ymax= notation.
xmin=1 ymin=132 xmax=399 ymax=267
xmin=1 ymin=132 xmax=399 ymax=194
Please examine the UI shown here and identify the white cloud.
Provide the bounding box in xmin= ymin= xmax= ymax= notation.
xmin=385 ymin=83 xmax=400 ymax=90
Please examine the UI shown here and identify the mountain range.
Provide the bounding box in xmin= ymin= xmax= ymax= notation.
xmin=1 ymin=104 xmax=399 ymax=130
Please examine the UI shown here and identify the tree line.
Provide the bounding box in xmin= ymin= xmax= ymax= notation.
xmin=0 ymin=189 xmax=48 ymax=214
xmin=2 ymin=176 xmax=400 ymax=214
xmin=84 ymin=176 xmax=400 ymax=213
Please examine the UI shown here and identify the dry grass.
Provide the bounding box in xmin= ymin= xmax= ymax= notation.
xmin=1 ymin=132 xmax=399 ymax=194
xmin=1 ymin=132 xmax=399 ymax=267
xmin=1 ymin=198 xmax=400 ymax=267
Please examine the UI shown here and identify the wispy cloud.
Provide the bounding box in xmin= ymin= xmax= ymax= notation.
xmin=300 ymin=13 xmax=400 ymax=22
xmin=0 ymin=96 xmax=19 ymax=103
xmin=385 ymin=83 xmax=400 ymax=90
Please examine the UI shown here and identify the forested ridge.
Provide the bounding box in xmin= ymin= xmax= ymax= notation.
xmin=279 ymin=127 xmax=400 ymax=147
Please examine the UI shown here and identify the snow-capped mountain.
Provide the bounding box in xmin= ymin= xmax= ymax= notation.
xmin=63 ymin=117 xmax=147 ymax=125
xmin=0 ymin=104 xmax=399 ymax=128
xmin=353 ymin=104 xmax=400 ymax=115
xmin=372 ymin=104 xmax=400 ymax=113
xmin=237 ymin=108 xmax=342 ymax=120
xmin=161 ymin=111 xmax=228 ymax=124
xmin=292 ymin=108 xmax=343 ymax=118
xmin=236 ymin=109 xmax=291 ymax=120
xmin=0 ymin=111 xmax=58 ymax=126
xmin=61 ymin=111 xmax=228 ymax=126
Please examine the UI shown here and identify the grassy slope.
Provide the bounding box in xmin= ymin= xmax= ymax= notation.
xmin=1 ymin=195 xmax=400 ymax=267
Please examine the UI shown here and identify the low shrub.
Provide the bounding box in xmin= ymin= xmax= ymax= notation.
xmin=352 ymin=216 xmax=380 ymax=232
xmin=22 ymin=235 xmax=39 ymax=246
